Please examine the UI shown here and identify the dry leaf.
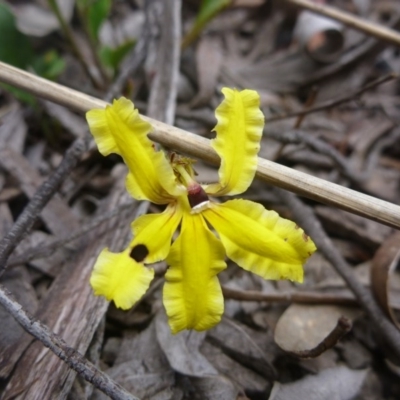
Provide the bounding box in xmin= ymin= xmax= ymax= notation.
xmin=371 ymin=232 xmax=400 ymax=330
xmin=274 ymin=304 xmax=362 ymax=355
xmin=268 ymin=366 xmax=368 ymax=400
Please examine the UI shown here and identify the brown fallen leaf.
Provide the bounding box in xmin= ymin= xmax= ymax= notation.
xmin=190 ymin=35 xmax=223 ymax=108
xmin=371 ymin=231 xmax=400 ymax=330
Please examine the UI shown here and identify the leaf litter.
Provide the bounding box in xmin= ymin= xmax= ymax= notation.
xmin=1 ymin=0 xmax=400 ymax=399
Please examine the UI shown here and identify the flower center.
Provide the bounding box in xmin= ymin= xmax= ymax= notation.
xmin=171 ymin=155 xmax=210 ymax=212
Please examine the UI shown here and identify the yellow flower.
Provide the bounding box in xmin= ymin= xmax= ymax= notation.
xmin=86 ymin=88 xmax=317 ymax=333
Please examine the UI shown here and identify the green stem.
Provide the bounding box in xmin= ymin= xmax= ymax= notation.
xmin=76 ymin=4 xmax=110 ymax=84
xmin=47 ymin=0 xmax=103 ymax=89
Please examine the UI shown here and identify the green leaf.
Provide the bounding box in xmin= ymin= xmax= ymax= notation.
xmin=197 ymin=0 xmax=231 ymax=25
xmin=0 ymin=83 xmax=36 ymax=105
xmin=99 ymin=40 xmax=135 ymax=71
xmin=182 ymin=0 xmax=231 ymax=48
xmin=88 ymin=0 xmax=111 ymax=40
xmin=32 ymin=51 xmax=66 ymax=80
xmin=0 ymin=3 xmax=34 ymax=68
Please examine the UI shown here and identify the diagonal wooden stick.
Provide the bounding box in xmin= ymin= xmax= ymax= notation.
xmin=0 ymin=61 xmax=399 ymax=229
xmin=286 ymin=0 xmax=400 ymax=47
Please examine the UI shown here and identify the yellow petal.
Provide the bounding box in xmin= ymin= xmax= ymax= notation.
xmin=90 ymin=248 xmax=154 ymax=310
xmin=130 ymin=202 xmax=182 ymax=263
xmin=86 ymin=98 xmax=184 ymax=204
xmin=206 ymin=88 xmax=264 ymax=196
xmin=203 ymin=200 xmax=317 ymax=283
xmin=163 ymin=213 xmax=226 ymax=334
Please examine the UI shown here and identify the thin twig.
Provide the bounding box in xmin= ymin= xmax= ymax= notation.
xmin=222 ymin=286 xmax=358 ymax=306
xmin=268 ymin=129 xmax=365 ymax=184
xmin=275 ymin=188 xmax=400 ymax=361
xmin=0 ymin=285 xmax=140 ymax=400
xmin=0 ymin=62 xmax=399 ymax=229
xmin=268 ymin=74 xmax=397 ymax=122
xmin=7 ymin=201 xmax=136 ymax=270
xmin=286 ymin=0 xmax=400 ymax=47
xmin=290 ymin=316 xmax=352 ymax=358
xmin=0 ymin=138 xmax=89 ymax=277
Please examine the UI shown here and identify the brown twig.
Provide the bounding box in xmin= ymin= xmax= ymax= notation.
xmin=0 ymin=285 xmax=139 ymax=400
xmin=268 ymin=73 xmax=397 ymax=122
xmin=222 ymin=286 xmax=358 ymax=306
xmin=275 ymin=188 xmax=400 ymax=361
xmin=285 ymin=0 xmax=400 ymax=47
xmin=290 ymin=316 xmax=352 ymax=358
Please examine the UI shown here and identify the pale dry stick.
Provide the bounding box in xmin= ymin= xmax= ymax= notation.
xmin=286 ymin=0 xmax=400 ymax=47
xmin=275 ymin=188 xmax=400 ymax=361
xmin=0 ymin=285 xmax=140 ymax=400
xmin=0 ymin=62 xmax=399 ymax=229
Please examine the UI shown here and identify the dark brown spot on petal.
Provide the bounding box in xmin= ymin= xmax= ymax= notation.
xmin=284 ymin=238 xmax=288 ymax=242
xmin=188 ymin=184 xmax=209 ymax=209
xmin=302 ymin=233 xmax=309 ymax=242
xmin=130 ymin=244 xmax=149 ymax=262
xmin=295 ymin=224 xmax=300 ymax=230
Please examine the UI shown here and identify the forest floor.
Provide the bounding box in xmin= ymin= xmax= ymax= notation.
xmin=1 ymin=0 xmax=400 ymax=399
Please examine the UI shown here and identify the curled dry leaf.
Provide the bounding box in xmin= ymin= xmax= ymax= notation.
xmin=293 ymin=11 xmax=344 ymax=63
xmin=371 ymin=231 xmax=400 ymax=330
xmin=274 ymin=304 xmax=362 ymax=357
